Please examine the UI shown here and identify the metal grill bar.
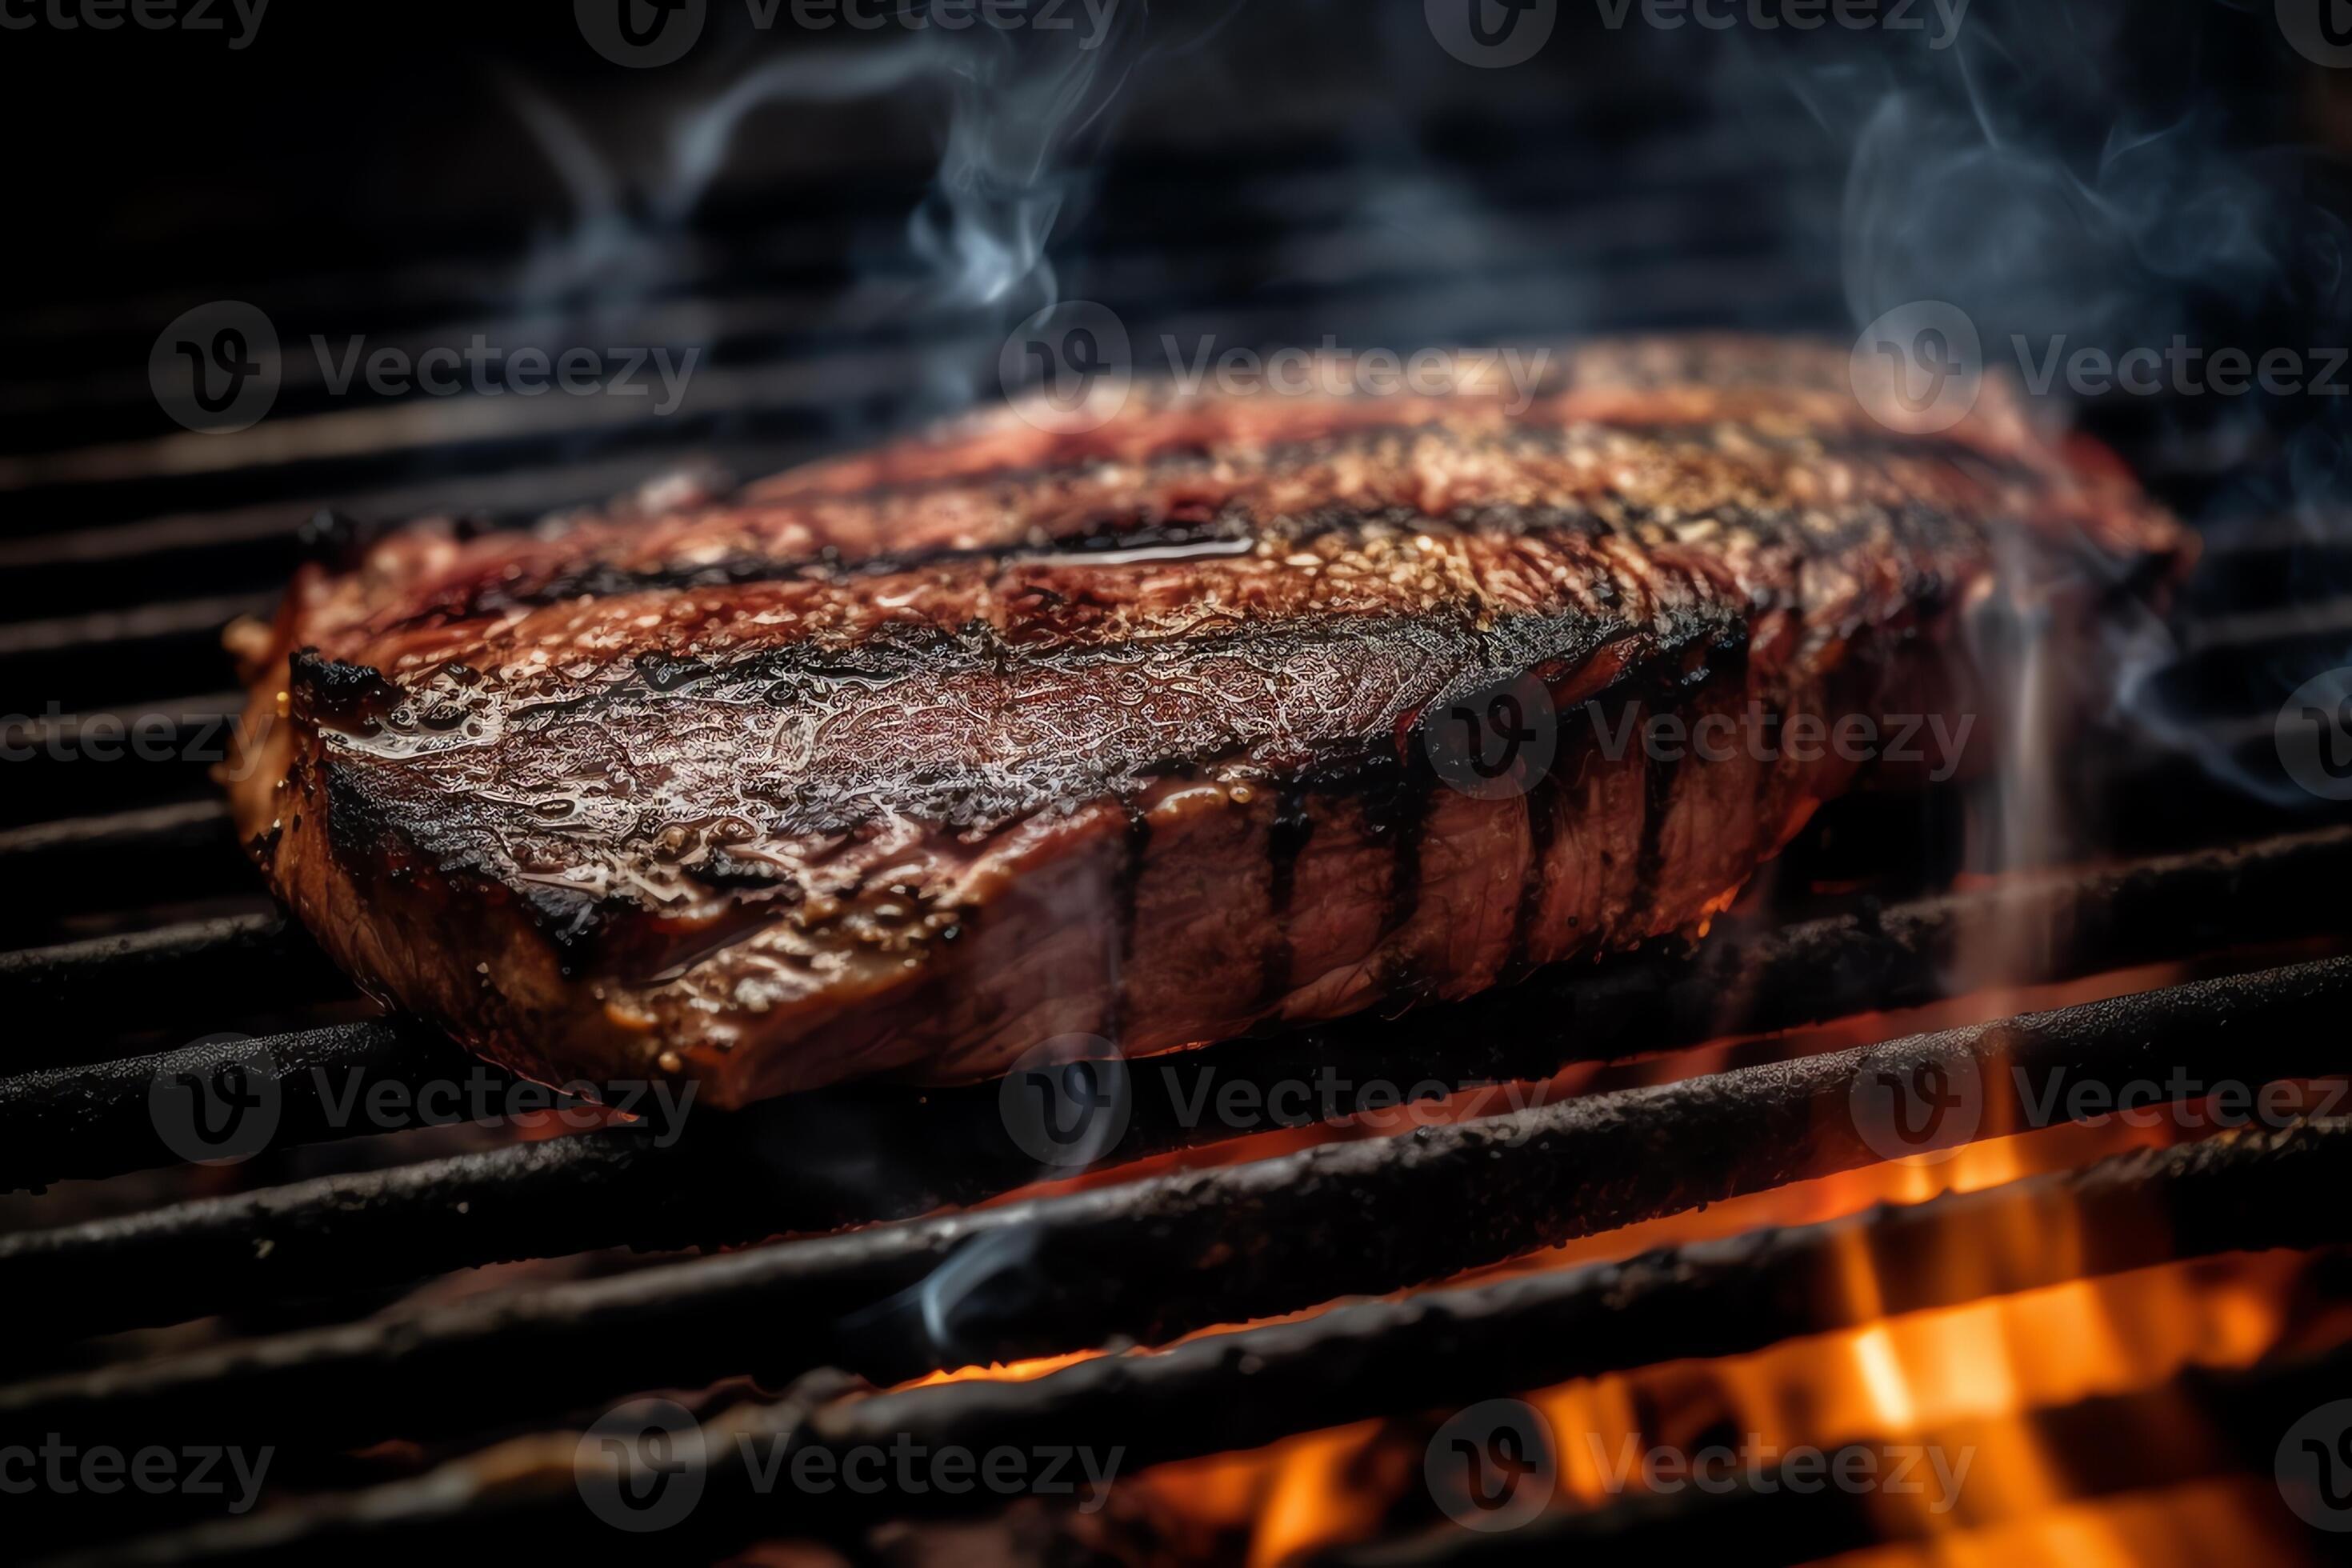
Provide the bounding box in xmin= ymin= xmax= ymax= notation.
xmin=1 ymin=714 xmax=246 ymax=829
xmin=0 ymin=802 xmax=246 ymax=939
xmin=21 ymin=196 xmax=1801 ymax=443
xmin=0 ymin=448 xmax=770 ymax=624
xmin=0 ymin=799 xmax=230 ymax=860
xmin=2 ymin=98 xmax=1806 ymax=335
xmin=0 ymin=915 xmax=347 ymax=1051
xmin=7 ymin=258 xmax=1838 ymax=534
xmin=0 ymin=693 xmax=239 ymax=750
xmin=0 ymin=1020 xmax=465 ymax=1191
xmin=46 ymin=1129 xmax=2352 ymax=1565
xmin=8 ymin=957 xmax=2345 ymax=1457
xmin=0 ymin=593 xmax=272 ymax=658
xmin=77 ymin=1357 xmax=2352 ymax=1566
xmin=842 ymin=1126 xmax=2352 ymax=1483
xmin=8 ymin=826 xmax=2348 ymax=1334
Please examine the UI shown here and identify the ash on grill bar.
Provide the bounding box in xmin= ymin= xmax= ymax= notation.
xmin=7 ymin=5 xmax=2352 ymax=1566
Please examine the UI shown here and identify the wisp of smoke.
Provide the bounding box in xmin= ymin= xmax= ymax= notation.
xmin=505 ymin=3 xmax=1149 ymax=428
xmin=1752 ymin=2 xmax=2352 ymax=811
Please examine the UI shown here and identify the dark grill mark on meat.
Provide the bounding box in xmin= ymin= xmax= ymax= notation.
xmin=758 ymin=392 xmax=2052 ymax=513
xmin=1507 ymin=766 xmax=1565 ymax=984
xmin=1116 ymin=801 xmax=1152 ymax=965
xmin=1098 ymin=800 xmax=1156 ymax=1048
xmin=446 ymin=518 xmax=1262 ymax=625
xmin=1259 ymin=782 xmax=1316 ymax=1005
xmin=1360 ymin=753 xmax=1438 ymax=947
xmin=378 ymin=412 xmax=2062 ymax=637
xmin=1634 ymin=729 xmax=1685 ymax=934
xmin=226 ymin=338 xmax=2190 ymax=1107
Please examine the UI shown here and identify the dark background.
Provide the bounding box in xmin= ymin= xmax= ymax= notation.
xmin=2 ymin=0 xmax=2349 ymax=806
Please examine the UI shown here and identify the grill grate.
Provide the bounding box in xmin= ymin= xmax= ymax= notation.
xmin=2 ymin=826 xmax=2350 ymax=1345
xmin=34 ymin=1131 xmax=2352 ymax=1566
xmin=17 ymin=954 xmax=2352 ymax=1451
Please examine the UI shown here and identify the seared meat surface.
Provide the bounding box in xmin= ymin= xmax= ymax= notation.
xmin=228 ymin=339 xmax=2187 ymax=1108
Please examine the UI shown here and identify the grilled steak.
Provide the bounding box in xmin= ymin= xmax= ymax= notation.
xmin=226 ymin=338 xmax=2189 ymax=1109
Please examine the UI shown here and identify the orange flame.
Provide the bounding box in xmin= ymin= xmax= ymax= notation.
xmin=890 ymin=955 xmax=2347 ymax=1566
xmin=1122 ymin=1246 xmax=2338 ymax=1566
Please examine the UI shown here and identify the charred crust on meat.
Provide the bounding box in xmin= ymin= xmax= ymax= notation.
xmin=286 ymin=649 xmax=404 ymax=737
xmin=632 ymin=650 xmax=710 ymax=693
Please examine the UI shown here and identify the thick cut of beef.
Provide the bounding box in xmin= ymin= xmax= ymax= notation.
xmin=226 ymin=339 xmax=2189 ymax=1108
